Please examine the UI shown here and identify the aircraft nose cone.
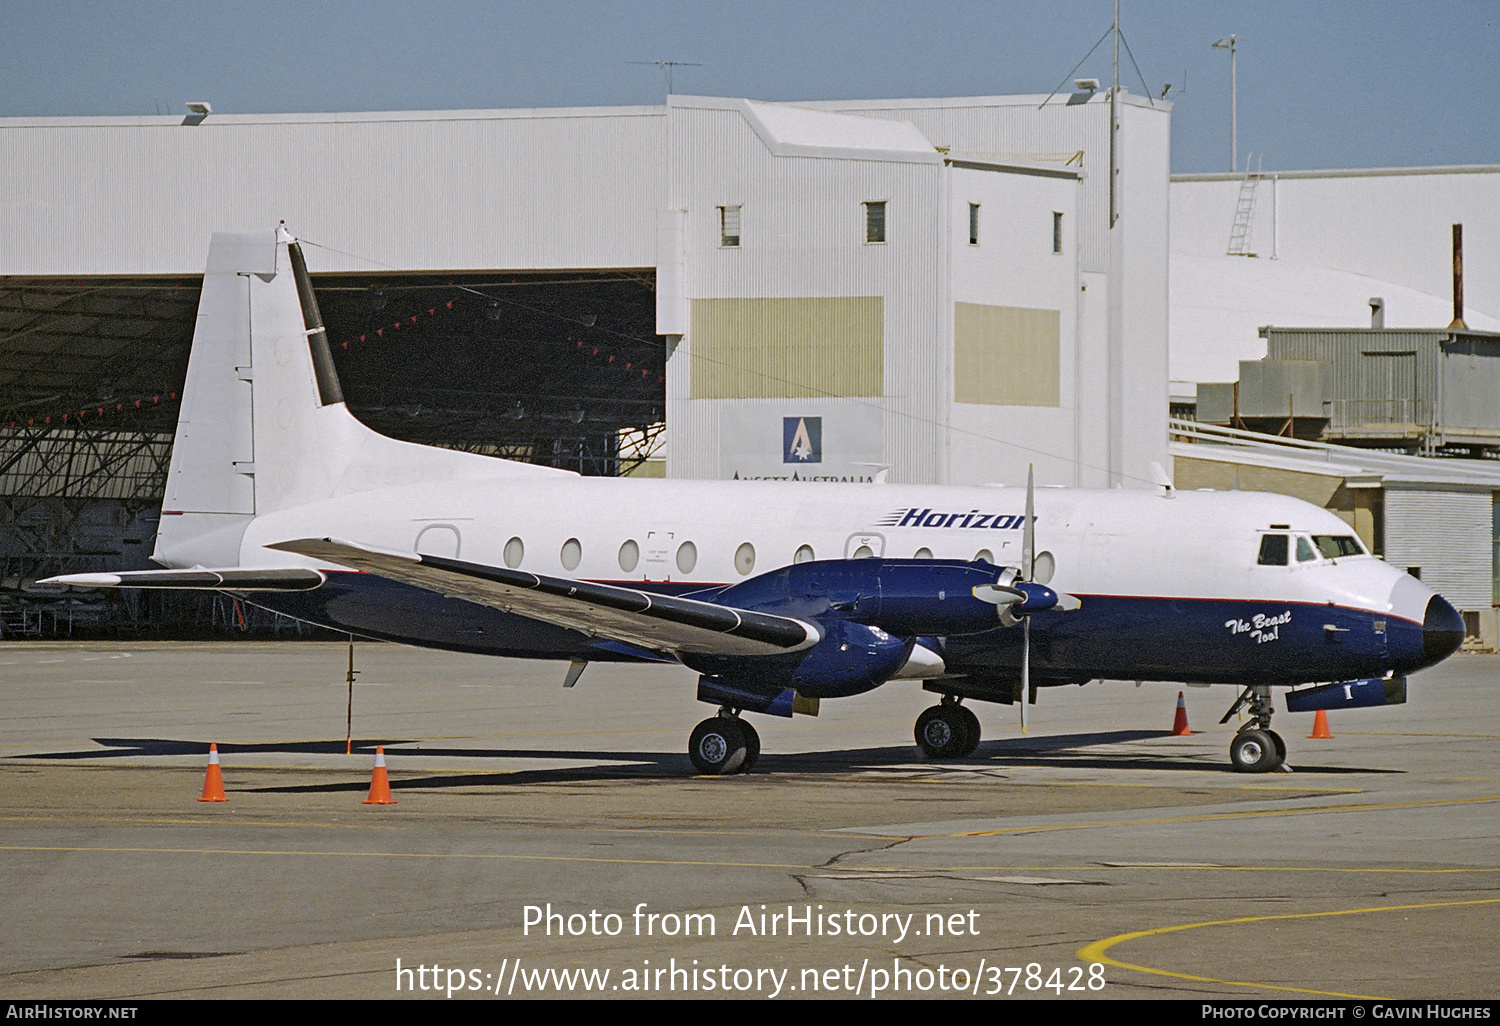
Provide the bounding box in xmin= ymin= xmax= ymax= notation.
xmin=1422 ymin=593 xmax=1464 ymax=664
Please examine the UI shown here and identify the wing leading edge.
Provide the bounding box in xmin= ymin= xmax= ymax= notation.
xmin=267 ymin=537 xmax=821 ymax=658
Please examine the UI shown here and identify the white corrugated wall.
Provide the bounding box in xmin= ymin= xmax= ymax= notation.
xmin=664 ymin=100 xmax=946 ymax=483
xmin=1384 ymin=485 xmax=1494 ymax=610
xmin=0 ymin=108 xmax=666 ymax=274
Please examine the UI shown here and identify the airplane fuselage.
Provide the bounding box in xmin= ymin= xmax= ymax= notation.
xmin=234 ymin=475 xmax=1456 ymax=688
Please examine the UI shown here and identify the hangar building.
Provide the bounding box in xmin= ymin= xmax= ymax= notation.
xmin=0 ymin=90 xmax=1171 ymax=632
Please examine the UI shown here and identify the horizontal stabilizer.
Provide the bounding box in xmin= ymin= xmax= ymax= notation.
xmin=268 ymin=537 xmax=821 ymax=658
xmin=40 ymin=568 xmax=326 ymax=591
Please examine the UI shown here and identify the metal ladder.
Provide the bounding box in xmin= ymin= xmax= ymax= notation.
xmin=1227 ymin=169 xmax=1261 ymax=256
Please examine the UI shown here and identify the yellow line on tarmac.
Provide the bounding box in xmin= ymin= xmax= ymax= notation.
xmin=939 ymin=793 xmax=1500 ymax=838
xmin=1077 ymin=897 xmax=1500 ymax=1000
xmin=920 ymin=863 xmax=1500 ymax=876
xmin=0 ymin=843 xmax=811 ymax=871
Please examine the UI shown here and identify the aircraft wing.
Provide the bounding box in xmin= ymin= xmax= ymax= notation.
xmin=38 ymin=568 xmax=326 ymax=591
xmin=267 ymin=537 xmax=821 ymax=658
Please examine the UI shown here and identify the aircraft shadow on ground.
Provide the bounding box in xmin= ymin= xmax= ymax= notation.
xmin=9 ymin=730 xmax=1400 ymax=786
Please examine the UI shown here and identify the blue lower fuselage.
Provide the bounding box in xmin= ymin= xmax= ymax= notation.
xmin=248 ymin=571 xmax=1461 ymax=687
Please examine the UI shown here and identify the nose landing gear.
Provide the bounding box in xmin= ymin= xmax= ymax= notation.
xmin=1222 ymin=685 xmax=1287 ymax=773
xmin=688 ymin=709 xmax=761 ymax=775
xmin=914 ymin=696 xmax=981 ymax=759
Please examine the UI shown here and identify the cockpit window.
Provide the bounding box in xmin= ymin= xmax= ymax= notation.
xmin=1257 ymin=534 xmax=1289 ymax=566
xmin=1314 ymin=534 xmax=1364 ymax=559
xmin=1296 ymin=536 xmax=1317 ymax=562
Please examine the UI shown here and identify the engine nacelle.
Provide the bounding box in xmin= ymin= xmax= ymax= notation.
xmin=685 ymin=620 xmax=913 ymax=702
xmin=709 ymin=558 xmax=1008 ymax=637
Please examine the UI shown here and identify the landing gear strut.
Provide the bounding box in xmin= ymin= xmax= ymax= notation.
xmin=914 ymin=696 xmax=981 ymax=759
xmin=688 ymin=709 xmax=760 ymax=775
xmin=1221 ymin=685 xmax=1287 ymax=773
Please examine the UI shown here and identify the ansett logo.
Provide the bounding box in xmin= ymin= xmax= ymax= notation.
xmin=877 ymin=508 xmax=1027 ymax=529
xmin=783 ymin=417 xmax=821 ymax=463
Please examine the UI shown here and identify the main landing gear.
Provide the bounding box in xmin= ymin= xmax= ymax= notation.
xmin=688 ymin=709 xmax=761 ymax=775
xmin=914 ymin=696 xmax=981 ymax=759
xmin=1221 ymin=685 xmax=1287 ymax=773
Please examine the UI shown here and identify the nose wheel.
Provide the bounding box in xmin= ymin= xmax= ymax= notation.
xmin=688 ymin=711 xmax=760 ymax=775
xmin=1222 ymin=686 xmax=1287 ymax=773
xmin=1229 ymin=727 xmax=1286 ymax=773
xmin=915 ymin=699 xmax=981 ymax=759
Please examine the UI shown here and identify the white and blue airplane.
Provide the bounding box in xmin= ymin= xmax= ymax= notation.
xmin=45 ymin=227 xmax=1464 ymax=775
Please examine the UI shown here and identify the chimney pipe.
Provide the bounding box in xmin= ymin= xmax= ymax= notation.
xmin=1450 ymin=223 xmax=1467 ymax=330
xmin=1369 ymin=297 xmax=1385 ymax=329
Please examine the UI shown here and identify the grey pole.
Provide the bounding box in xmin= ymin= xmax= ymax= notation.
xmin=1213 ymin=35 xmax=1239 ymax=171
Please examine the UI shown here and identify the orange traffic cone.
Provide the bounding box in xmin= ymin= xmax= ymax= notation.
xmin=199 ymin=743 xmax=227 ymax=802
xmin=1171 ymin=691 xmax=1192 ymax=735
xmin=1309 ymin=709 xmax=1333 ymax=739
xmin=362 ymin=745 xmax=396 ymax=805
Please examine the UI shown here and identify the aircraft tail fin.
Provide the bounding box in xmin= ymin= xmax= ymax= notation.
xmin=153 ymin=225 xmax=563 ymax=569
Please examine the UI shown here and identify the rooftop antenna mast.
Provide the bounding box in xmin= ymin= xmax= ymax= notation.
xmin=1110 ymin=0 xmax=1119 ymax=227
xmin=627 ymin=60 xmax=702 ymax=95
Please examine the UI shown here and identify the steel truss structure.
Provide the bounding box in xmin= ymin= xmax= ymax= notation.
xmin=0 ymin=271 xmax=665 ymax=635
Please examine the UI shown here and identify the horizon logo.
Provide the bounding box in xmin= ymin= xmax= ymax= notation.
xmin=783 ymin=417 xmax=821 ymax=463
xmin=876 ymin=508 xmax=1028 ymax=530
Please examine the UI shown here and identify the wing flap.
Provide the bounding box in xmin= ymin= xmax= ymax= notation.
xmin=268 ymin=537 xmax=819 ymax=657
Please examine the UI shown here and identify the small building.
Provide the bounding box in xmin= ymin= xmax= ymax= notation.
xmin=1196 ymin=325 xmax=1500 ymax=457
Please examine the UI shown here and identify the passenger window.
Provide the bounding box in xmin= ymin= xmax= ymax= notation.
xmin=504 ymin=536 xmax=525 ymax=568
xmin=794 ymin=544 xmax=815 ymax=564
xmin=618 ymin=539 xmax=640 ymax=572
xmin=1314 ymin=535 xmax=1363 ymax=559
xmin=1296 ymin=536 xmax=1316 ymax=562
xmin=734 ymin=542 xmax=756 ymax=575
xmin=913 ymin=547 xmax=934 ymax=559
xmin=1257 ymin=535 xmax=1288 ymax=566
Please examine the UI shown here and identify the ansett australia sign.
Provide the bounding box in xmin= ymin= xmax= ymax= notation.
xmin=720 ymin=407 xmax=885 ymax=483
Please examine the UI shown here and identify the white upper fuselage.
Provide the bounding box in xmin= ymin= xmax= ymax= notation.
xmin=236 ymin=475 xmax=1426 ymax=627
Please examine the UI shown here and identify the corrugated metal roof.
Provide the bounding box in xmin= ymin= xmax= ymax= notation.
xmin=1170 ymin=419 xmax=1500 ymax=489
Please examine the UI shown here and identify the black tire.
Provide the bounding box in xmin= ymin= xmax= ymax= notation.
xmin=956 ymin=705 xmax=982 ymax=757
xmin=1267 ymin=729 xmax=1287 ymax=769
xmin=689 ymin=716 xmax=748 ymax=775
xmin=1230 ymin=728 xmax=1280 ymax=773
xmin=915 ymin=705 xmax=970 ymax=759
xmin=740 ymin=719 xmax=761 ymax=773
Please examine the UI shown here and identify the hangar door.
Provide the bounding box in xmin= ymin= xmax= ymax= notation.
xmin=1383 ymin=485 xmax=1493 ymax=612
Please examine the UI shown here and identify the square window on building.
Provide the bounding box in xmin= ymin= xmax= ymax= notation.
xmin=969 ymin=203 xmax=980 ymax=245
xmin=865 ymin=201 xmax=886 ymax=244
xmin=1052 ymin=211 xmax=1064 ymax=254
xmin=719 ymin=205 xmax=741 ymax=248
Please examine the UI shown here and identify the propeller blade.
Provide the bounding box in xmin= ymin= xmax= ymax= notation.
xmin=1020 ymin=615 xmax=1030 ymax=734
xmin=1055 ymin=592 xmax=1083 ymax=612
xmin=1022 ymin=464 xmax=1035 ymax=583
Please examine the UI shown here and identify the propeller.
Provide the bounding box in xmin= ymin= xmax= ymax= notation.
xmin=1021 ymin=465 xmax=1034 ymax=733
xmin=968 ymin=466 xmax=1083 ymax=733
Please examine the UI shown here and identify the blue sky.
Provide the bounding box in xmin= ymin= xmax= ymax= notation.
xmin=3 ymin=1 xmax=1496 ymax=172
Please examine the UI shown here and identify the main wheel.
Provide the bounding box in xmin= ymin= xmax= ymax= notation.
xmin=1267 ymin=729 xmax=1287 ymax=768
xmin=740 ymin=719 xmax=761 ymax=773
xmin=955 ymin=704 xmax=982 ymax=757
xmin=689 ymin=716 xmax=748 ymax=775
xmin=915 ymin=705 xmax=971 ymax=759
xmin=1230 ymin=728 xmax=1281 ymax=773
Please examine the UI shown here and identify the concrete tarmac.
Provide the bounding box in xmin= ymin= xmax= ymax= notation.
xmin=0 ymin=640 xmax=1495 ymax=1000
